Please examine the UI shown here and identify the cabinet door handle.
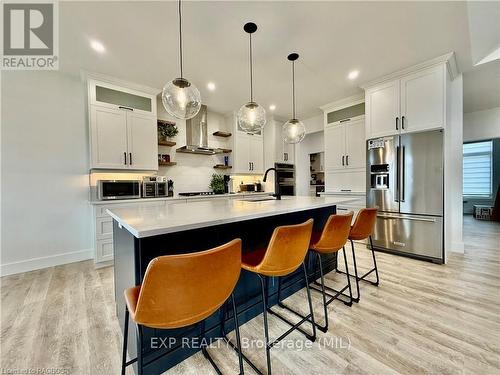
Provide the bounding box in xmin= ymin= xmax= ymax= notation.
xmin=346 ymin=155 xmax=349 ymax=166
xmin=342 ymin=155 xmax=345 ymax=166
xmin=401 ymin=116 xmax=405 ymax=130
xmin=118 ymin=106 xmax=134 ymax=111
xmin=129 ymin=153 xmax=132 ymax=165
xmin=340 ymin=118 xmax=351 ymax=123
xmin=396 ymin=117 xmax=399 ymax=130
xmin=124 ymin=152 xmax=127 ymax=165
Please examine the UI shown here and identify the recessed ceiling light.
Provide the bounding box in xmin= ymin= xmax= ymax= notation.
xmin=269 ymin=104 xmax=276 ymax=111
xmin=348 ymin=70 xmax=359 ymax=80
xmin=90 ymin=40 xmax=105 ymax=53
xmin=207 ymin=82 xmax=216 ymax=91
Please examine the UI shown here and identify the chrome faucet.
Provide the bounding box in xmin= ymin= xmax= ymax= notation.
xmin=263 ymin=167 xmax=281 ymax=200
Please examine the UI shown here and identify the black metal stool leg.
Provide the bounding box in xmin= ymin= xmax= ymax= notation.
xmin=350 ymin=239 xmax=360 ymax=302
xmin=311 ymin=249 xmax=354 ymax=307
xmin=220 ymin=299 xmax=263 ymax=375
xmin=231 ymin=294 xmax=245 ymax=375
xmin=258 ymin=275 xmax=273 ymax=375
xmin=341 ymin=246 xmax=353 ymax=305
xmin=313 ymin=251 xmax=329 ymax=332
xmin=302 ymin=263 xmax=317 ymax=341
xmin=121 ymin=307 xmax=129 ymax=375
xmin=369 ymin=236 xmax=380 ymax=285
xmin=135 ymin=324 xmax=144 ymax=375
xmin=266 ymin=264 xmax=317 ymax=342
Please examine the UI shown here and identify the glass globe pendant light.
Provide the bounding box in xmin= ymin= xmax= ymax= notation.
xmin=283 ymin=53 xmax=306 ymax=144
xmin=237 ymin=22 xmax=266 ymax=134
xmin=162 ymin=0 xmax=201 ymax=120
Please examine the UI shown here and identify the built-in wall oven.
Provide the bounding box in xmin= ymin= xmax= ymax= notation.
xmin=97 ymin=180 xmax=141 ymax=200
xmin=275 ymin=163 xmax=295 ymax=196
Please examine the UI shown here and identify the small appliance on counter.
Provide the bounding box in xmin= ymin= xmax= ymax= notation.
xmin=142 ymin=176 xmax=169 ymax=198
xmin=239 ymin=183 xmax=256 ymax=192
xmin=97 ymin=180 xmax=141 ymax=200
xmin=255 ymin=180 xmax=263 ymax=192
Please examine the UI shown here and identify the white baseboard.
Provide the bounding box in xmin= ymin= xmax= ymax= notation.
xmin=0 ymin=249 xmax=93 ymax=277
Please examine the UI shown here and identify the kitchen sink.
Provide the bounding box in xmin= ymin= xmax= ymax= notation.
xmin=239 ymin=196 xmax=277 ymax=202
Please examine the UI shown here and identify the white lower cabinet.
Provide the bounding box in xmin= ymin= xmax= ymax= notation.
xmin=96 ymin=239 xmax=114 ymax=263
xmin=325 ymin=170 xmax=366 ymax=193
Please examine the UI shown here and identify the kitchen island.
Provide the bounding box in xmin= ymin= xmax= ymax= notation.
xmin=108 ymin=196 xmax=356 ymax=373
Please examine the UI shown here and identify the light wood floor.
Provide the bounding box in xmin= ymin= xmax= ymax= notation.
xmin=1 ymin=216 xmax=499 ymax=374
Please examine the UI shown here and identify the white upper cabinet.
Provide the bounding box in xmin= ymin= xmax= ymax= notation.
xmin=364 ymin=58 xmax=451 ymax=139
xmin=324 ymin=124 xmax=345 ymax=170
xmin=400 ymin=65 xmax=445 ymax=134
xmin=88 ymin=78 xmax=158 ymax=170
xmin=127 ymin=112 xmax=158 ymax=170
xmin=365 ymin=80 xmax=400 ymax=138
xmin=249 ymin=135 xmax=264 ymax=174
xmin=90 ymin=106 xmax=129 ymax=169
xmin=324 ymin=117 xmax=365 ymax=171
xmin=345 ymin=117 xmax=366 ymax=169
xmin=230 ymin=113 xmax=264 ymax=175
xmin=276 ymin=139 xmax=295 ymax=163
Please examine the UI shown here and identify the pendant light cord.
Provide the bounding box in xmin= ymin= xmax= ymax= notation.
xmin=249 ymin=33 xmax=253 ymax=102
xmin=178 ymin=0 xmax=183 ymax=78
xmin=292 ymin=60 xmax=296 ymax=119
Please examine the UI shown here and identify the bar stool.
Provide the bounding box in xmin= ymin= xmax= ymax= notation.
xmin=338 ymin=208 xmax=379 ymax=302
xmin=230 ymin=219 xmax=315 ymax=375
xmin=121 ymin=239 xmax=244 ymax=375
xmin=307 ymin=212 xmax=354 ymax=332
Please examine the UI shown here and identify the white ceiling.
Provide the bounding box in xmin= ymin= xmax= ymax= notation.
xmin=59 ymin=1 xmax=500 ymax=118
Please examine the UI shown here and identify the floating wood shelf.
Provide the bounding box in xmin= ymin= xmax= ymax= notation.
xmin=214 ymin=165 xmax=232 ymax=169
xmin=158 ymin=161 xmax=177 ymax=166
xmin=218 ymin=148 xmax=232 ymax=153
xmin=158 ymin=140 xmax=176 ymax=147
xmin=213 ymin=131 xmax=232 ymax=137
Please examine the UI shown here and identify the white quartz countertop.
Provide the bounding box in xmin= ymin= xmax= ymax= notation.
xmin=107 ymin=196 xmax=358 ymax=238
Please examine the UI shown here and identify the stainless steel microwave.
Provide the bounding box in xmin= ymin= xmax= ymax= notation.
xmin=97 ymin=180 xmax=141 ymax=200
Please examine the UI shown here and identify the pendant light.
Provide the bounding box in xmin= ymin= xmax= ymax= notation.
xmin=282 ymin=53 xmax=306 ymax=144
xmin=237 ymin=22 xmax=266 ymax=134
xmin=162 ymin=0 xmax=201 ymax=120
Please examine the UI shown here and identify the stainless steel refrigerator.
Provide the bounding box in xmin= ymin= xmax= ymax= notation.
xmin=366 ymin=129 xmax=444 ymax=263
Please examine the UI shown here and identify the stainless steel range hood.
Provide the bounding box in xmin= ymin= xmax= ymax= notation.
xmin=176 ymin=105 xmax=219 ymax=155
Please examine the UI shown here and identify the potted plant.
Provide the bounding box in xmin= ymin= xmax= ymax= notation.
xmin=209 ymin=174 xmax=225 ymax=194
xmin=158 ymin=121 xmax=179 ymax=142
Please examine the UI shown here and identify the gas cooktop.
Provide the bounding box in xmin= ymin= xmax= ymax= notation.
xmin=178 ymin=192 xmax=216 ymax=197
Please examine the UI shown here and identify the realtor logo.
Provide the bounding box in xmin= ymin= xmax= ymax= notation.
xmin=2 ymin=1 xmax=59 ymax=69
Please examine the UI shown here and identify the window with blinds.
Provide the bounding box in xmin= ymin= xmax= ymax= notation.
xmin=463 ymin=141 xmax=493 ymax=197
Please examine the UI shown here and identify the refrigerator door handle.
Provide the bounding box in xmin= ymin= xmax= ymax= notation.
xmin=395 ymin=146 xmax=400 ymax=202
xmin=401 ymin=146 xmax=405 ymax=202
xmin=377 ymin=214 xmax=437 ymax=223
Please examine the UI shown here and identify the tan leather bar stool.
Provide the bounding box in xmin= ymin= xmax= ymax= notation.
xmin=337 ymin=208 xmax=379 ymax=302
xmin=121 ymin=239 xmax=244 ymax=375
xmin=228 ymin=219 xmax=315 ymax=375
xmin=307 ymin=212 xmax=354 ymax=332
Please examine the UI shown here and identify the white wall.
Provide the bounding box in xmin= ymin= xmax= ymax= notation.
xmin=145 ymin=97 xmax=235 ymax=193
xmin=463 ymin=107 xmax=500 ymax=141
xmin=295 ymin=118 xmax=324 ymax=196
xmin=1 ymin=71 xmax=92 ymax=276
xmin=304 ymin=114 xmax=323 ymax=134
xmin=444 ymin=74 xmax=464 ymax=256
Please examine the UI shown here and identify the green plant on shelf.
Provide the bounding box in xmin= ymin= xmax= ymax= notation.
xmin=209 ymin=173 xmax=225 ymax=194
xmin=158 ymin=122 xmax=179 ymax=141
